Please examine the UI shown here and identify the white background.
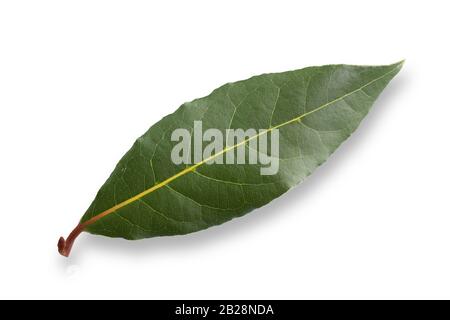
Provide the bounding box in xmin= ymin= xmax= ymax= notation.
xmin=0 ymin=0 xmax=449 ymax=299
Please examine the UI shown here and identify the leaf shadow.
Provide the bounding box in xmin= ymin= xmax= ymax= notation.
xmin=61 ymin=71 xmax=409 ymax=263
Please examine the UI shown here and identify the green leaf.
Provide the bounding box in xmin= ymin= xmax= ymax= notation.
xmin=58 ymin=61 xmax=403 ymax=256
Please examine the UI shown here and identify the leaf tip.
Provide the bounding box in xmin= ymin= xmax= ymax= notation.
xmin=393 ymin=59 xmax=405 ymax=69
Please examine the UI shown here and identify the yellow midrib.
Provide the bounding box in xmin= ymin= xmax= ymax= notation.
xmin=83 ymin=65 xmax=399 ymax=226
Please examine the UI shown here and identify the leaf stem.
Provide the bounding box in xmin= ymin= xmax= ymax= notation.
xmin=58 ymin=223 xmax=86 ymax=257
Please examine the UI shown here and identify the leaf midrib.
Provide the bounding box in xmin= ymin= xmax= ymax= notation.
xmin=83 ymin=65 xmax=400 ymax=227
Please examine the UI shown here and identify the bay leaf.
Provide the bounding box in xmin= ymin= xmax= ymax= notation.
xmin=58 ymin=61 xmax=403 ymax=256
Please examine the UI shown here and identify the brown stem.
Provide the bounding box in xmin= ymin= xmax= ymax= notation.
xmin=58 ymin=223 xmax=86 ymax=257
